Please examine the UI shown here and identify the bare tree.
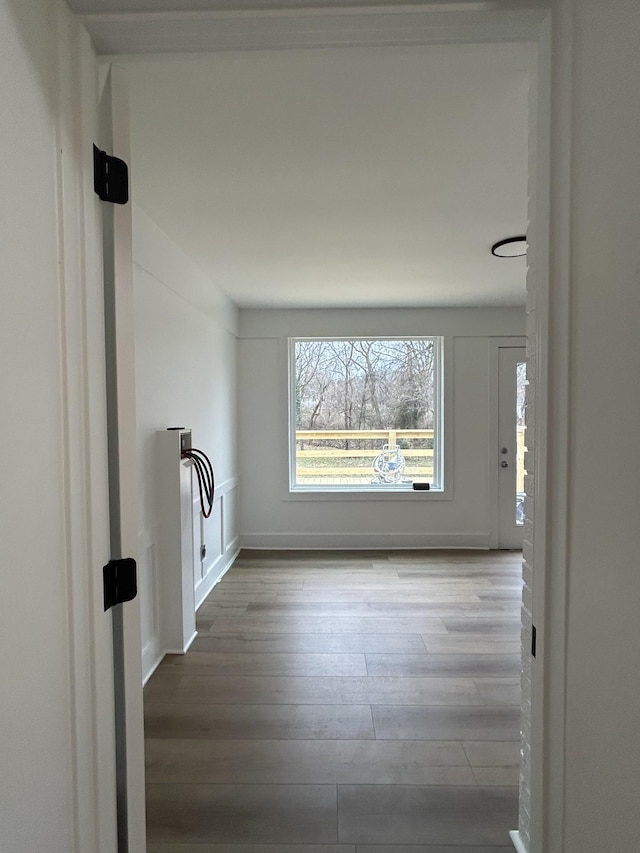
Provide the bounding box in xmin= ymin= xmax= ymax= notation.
xmin=294 ymin=338 xmax=436 ymax=434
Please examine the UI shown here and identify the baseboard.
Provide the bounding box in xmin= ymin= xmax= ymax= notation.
xmin=142 ymin=542 xmax=240 ymax=684
xmin=142 ymin=647 xmax=164 ymax=686
xmin=194 ymin=539 xmax=241 ymax=609
xmin=239 ymin=532 xmax=491 ymax=550
xmin=164 ymin=630 xmax=198 ymax=656
xmin=510 ymin=830 xmax=528 ymax=853
xmin=143 ymin=629 xmax=198 ymax=682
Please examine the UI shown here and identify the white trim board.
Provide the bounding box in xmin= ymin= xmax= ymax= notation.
xmin=240 ymin=533 xmax=492 ymax=550
xmin=142 ymin=649 xmax=164 ymax=686
xmin=165 ymin=631 xmax=198 ymax=656
xmin=144 ymin=630 xmax=198 ymax=684
xmin=83 ymin=6 xmax=548 ymax=55
xmin=53 ymin=14 xmax=118 ymax=850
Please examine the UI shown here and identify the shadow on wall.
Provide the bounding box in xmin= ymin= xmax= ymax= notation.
xmin=6 ymin=0 xmax=59 ymax=111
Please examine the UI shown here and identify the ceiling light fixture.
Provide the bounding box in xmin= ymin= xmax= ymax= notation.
xmin=491 ymin=235 xmax=527 ymax=258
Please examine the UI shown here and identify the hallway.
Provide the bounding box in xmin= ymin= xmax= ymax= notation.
xmin=144 ymin=549 xmax=522 ymax=851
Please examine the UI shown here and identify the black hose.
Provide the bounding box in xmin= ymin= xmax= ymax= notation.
xmin=182 ymin=447 xmax=215 ymax=518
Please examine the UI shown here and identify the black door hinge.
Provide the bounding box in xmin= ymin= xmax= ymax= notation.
xmin=93 ymin=144 xmax=129 ymax=205
xmin=103 ymin=558 xmax=137 ymax=611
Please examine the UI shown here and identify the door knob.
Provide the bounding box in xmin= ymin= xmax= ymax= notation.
xmin=501 ymin=460 xmax=509 ymax=468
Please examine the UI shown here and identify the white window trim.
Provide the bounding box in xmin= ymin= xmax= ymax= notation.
xmin=284 ymin=335 xmax=453 ymax=502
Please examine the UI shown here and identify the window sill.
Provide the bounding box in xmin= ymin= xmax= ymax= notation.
xmin=284 ymin=486 xmax=452 ymax=502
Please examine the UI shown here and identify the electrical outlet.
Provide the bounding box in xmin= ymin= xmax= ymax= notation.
xmin=200 ymin=544 xmax=206 ymax=562
xmin=180 ymin=430 xmax=192 ymax=455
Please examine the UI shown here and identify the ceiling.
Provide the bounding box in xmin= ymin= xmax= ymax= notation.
xmin=72 ymin=1 xmax=546 ymax=57
xmin=120 ymin=40 xmax=530 ymax=308
xmin=70 ymin=0 xmax=547 ymax=11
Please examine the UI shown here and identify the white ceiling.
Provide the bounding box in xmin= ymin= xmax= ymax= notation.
xmin=121 ymin=41 xmax=530 ymax=308
xmin=71 ymin=0 xmax=546 ymax=12
xmin=75 ymin=3 xmax=545 ymax=58
xmin=72 ymin=3 xmax=536 ymax=309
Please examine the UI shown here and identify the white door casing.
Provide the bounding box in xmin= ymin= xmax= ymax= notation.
xmin=99 ymin=64 xmax=147 ymax=853
xmin=46 ymin=12 xmax=119 ymax=851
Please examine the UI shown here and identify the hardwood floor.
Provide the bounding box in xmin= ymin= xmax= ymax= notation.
xmin=144 ymin=549 xmax=522 ymax=852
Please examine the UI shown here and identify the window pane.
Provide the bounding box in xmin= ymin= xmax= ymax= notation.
xmin=516 ymin=360 xmax=527 ymax=525
xmin=293 ymin=338 xmax=438 ymax=489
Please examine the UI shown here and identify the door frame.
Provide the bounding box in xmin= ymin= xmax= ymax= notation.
xmin=489 ymin=338 xmax=527 ymax=550
xmin=54 ymin=16 xmax=119 ymax=852
xmin=99 ymin=63 xmax=147 ymax=853
xmin=91 ymin=7 xmax=558 ymax=853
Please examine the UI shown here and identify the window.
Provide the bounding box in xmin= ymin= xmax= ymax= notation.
xmin=289 ymin=337 xmax=443 ymax=491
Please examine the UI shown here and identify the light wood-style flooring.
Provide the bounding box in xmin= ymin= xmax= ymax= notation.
xmin=144 ymin=549 xmax=522 ymax=852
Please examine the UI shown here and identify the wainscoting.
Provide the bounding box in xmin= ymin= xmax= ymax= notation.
xmin=193 ymin=477 xmax=241 ymax=610
xmin=144 ymin=548 xmax=522 ymax=850
xmin=140 ymin=532 xmax=162 ymax=681
xmin=140 ymin=477 xmax=240 ymax=684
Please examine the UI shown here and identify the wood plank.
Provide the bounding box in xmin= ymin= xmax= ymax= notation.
xmin=146 ymin=784 xmax=338 ymax=844
xmin=338 ymin=785 xmax=517 ymax=845
xmin=145 ymin=738 xmax=474 ymax=785
xmin=161 ymin=651 xmax=368 ymax=677
xmin=144 ymin=674 xmax=489 ymax=707
xmin=145 ymin=549 xmax=522 ymax=849
xmin=197 ymin=615 xmax=449 ymax=634
xmin=144 ymin=703 xmax=375 ymax=740
xmin=371 ymin=705 xmax=521 ymax=741
xmin=190 ymin=633 xmax=428 ymax=655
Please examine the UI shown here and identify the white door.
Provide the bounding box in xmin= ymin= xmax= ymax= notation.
xmin=497 ymin=346 xmax=527 ymax=549
xmin=99 ymin=65 xmax=147 ymax=853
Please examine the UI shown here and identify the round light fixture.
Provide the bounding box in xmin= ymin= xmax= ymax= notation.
xmin=491 ymin=235 xmax=527 ymax=258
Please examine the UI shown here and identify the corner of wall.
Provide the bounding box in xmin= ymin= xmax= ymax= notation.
xmin=132 ymin=209 xmax=240 ymax=683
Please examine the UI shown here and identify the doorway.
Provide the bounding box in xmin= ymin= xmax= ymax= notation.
xmin=96 ymin=12 xmax=551 ymax=853
xmin=497 ymin=346 xmax=527 ymax=550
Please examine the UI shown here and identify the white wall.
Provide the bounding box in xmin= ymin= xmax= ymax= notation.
xmin=540 ymin=3 xmax=640 ymax=852
xmin=239 ymin=307 xmax=524 ymax=549
xmin=132 ymin=205 xmax=240 ymax=680
xmin=0 ymin=2 xmax=116 ymax=852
